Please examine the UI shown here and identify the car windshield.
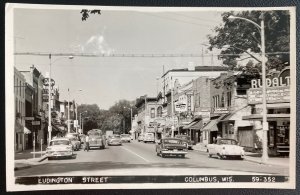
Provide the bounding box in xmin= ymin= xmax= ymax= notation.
xmin=121 ymin=134 xmax=130 ymax=137
xmin=113 ymin=135 xmax=120 ymax=138
xmin=163 ymin=139 xmax=184 ymax=144
xmin=219 ymin=139 xmax=237 ymax=145
xmin=51 ymin=140 xmax=69 ymax=146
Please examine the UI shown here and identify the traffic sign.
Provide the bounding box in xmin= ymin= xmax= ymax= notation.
xmin=24 ymin=117 xmax=34 ymax=121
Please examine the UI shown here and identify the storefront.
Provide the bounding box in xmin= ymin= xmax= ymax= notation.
xmin=15 ymin=120 xmax=24 ymax=152
xmin=243 ymin=67 xmax=290 ymax=155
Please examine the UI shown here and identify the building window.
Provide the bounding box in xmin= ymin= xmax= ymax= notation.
xmin=150 ymin=108 xmax=155 ymax=118
xmin=19 ymin=80 xmax=21 ymax=96
xmin=237 ymin=89 xmax=246 ymax=95
xmin=227 ymin=91 xmax=232 ymax=107
xmin=157 ymin=106 xmax=162 ymax=117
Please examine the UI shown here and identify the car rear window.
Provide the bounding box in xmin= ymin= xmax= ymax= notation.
xmin=163 ymin=139 xmax=184 ymax=144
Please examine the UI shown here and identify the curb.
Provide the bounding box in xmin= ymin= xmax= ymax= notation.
xmin=15 ymin=155 xmax=48 ymax=171
xmin=14 ymin=165 xmax=32 ymax=171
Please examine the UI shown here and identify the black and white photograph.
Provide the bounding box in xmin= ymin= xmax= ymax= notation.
xmin=5 ymin=3 xmax=296 ymax=191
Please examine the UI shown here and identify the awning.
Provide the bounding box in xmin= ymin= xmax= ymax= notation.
xmin=202 ymin=119 xmax=219 ymax=132
xmin=219 ymin=113 xmax=235 ymax=122
xmin=182 ymin=121 xmax=197 ymax=129
xmin=267 ymin=103 xmax=290 ymax=109
xmin=242 ymin=114 xmax=290 ymax=121
xmin=190 ymin=120 xmax=203 ymax=130
xmin=24 ymin=126 xmax=31 ymax=134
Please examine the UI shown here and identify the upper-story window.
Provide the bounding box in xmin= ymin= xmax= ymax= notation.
xmin=227 ymin=91 xmax=232 ymax=107
xmin=157 ymin=106 xmax=162 ymax=117
xmin=150 ymin=108 xmax=155 ymax=118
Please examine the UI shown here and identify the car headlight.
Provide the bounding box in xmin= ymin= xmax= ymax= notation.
xmin=222 ymin=147 xmax=226 ymax=150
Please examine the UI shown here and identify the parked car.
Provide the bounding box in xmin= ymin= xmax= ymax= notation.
xmin=107 ymin=135 xmax=122 ymax=146
xmin=207 ymin=138 xmax=245 ymax=159
xmin=120 ymin=134 xmax=131 ymax=142
xmin=65 ymin=133 xmax=81 ymax=151
xmin=138 ymin=134 xmax=144 ymax=142
xmin=144 ymin=132 xmax=155 ymax=143
xmin=88 ymin=129 xmax=105 ymax=149
xmin=175 ymin=135 xmax=194 ymax=150
xmin=46 ymin=138 xmax=73 ymax=160
xmin=155 ymin=138 xmax=188 ymax=158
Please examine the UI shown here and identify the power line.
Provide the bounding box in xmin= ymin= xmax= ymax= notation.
xmin=14 ymin=52 xmax=290 ymax=58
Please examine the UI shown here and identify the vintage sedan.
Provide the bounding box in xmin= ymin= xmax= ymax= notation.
xmin=46 ymin=138 xmax=73 ymax=160
xmin=175 ymin=135 xmax=194 ymax=150
xmin=207 ymin=138 xmax=245 ymax=159
xmin=107 ymin=135 xmax=122 ymax=146
xmin=156 ymin=138 xmax=188 ymax=158
xmin=65 ymin=133 xmax=81 ymax=151
xmin=120 ymin=134 xmax=131 ymax=142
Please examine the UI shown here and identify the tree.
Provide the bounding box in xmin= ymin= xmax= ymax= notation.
xmin=208 ymin=10 xmax=290 ymax=73
xmin=80 ymin=9 xmax=101 ymax=21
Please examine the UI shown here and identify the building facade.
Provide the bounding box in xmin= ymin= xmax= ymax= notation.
xmin=14 ymin=67 xmax=26 ymax=152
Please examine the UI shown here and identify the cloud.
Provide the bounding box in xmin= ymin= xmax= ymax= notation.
xmin=84 ymin=33 xmax=114 ymax=55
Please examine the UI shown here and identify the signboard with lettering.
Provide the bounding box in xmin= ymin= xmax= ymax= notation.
xmin=32 ymin=121 xmax=41 ymax=125
xmin=42 ymin=78 xmax=55 ymax=87
xmin=24 ymin=117 xmax=34 ymax=121
xmin=247 ymin=86 xmax=290 ymax=104
xmin=213 ymin=108 xmax=229 ymax=114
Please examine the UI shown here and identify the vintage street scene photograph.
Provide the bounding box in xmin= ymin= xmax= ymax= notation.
xmin=6 ymin=4 xmax=296 ymax=190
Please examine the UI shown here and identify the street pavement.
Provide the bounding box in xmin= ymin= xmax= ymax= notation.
xmin=15 ymin=140 xmax=289 ymax=177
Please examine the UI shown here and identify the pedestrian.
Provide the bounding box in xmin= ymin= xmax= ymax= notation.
xmin=84 ymin=135 xmax=90 ymax=152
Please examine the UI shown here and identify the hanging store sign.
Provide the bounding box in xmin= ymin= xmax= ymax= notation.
xmin=32 ymin=121 xmax=41 ymax=125
xmin=247 ymin=86 xmax=290 ymax=104
xmin=213 ymin=108 xmax=229 ymax=114
xmin=42 ymin=78 xmax=55 ymax=87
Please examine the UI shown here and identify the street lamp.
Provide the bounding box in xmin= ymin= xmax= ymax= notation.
xmin=48 ymin=54 xmax=73 ymax=145
xmin=228 ymin=13 xmax=268 ymax=163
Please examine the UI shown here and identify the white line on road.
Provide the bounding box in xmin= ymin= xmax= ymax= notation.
xmin=121 ymin=146 xmax=150 ymax=163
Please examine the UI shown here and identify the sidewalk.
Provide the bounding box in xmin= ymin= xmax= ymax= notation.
xmin=15 ymin=145 xmax=48 ymax=171
xmin=192 ymin=143 xmax=289 ymax=167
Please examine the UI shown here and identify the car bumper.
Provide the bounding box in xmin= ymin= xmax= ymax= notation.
xmin=220 ymin=151 xmax=245 ymax=156
xmin=108 ymin=142 xmax=122 ymax=145
xmin=161 ymin=150 xmax=188 ymax=155
xmin=47 ymin=151 xmax=73 ymax=157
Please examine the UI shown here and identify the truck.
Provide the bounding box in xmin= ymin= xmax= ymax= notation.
xmin=87 ymin=129 xmax=105 ymax=149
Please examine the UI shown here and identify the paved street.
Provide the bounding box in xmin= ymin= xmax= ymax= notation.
xmin=15 ymin=140 xmax=289 ymax=177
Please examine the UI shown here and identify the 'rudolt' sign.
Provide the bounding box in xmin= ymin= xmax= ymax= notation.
xmin=247 ymin=76 xmax=290 ymax=105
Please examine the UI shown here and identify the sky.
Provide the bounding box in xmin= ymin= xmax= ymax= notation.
xmin=13 ymin=6 xmax=224 ymax=109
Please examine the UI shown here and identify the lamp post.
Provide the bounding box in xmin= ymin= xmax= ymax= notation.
xmin=79 ymin=111 xmax=87 ymax=134
xmin=228 ymin=13 xmax=268 ymax=163
xmin=48 ymin=54 xmax=73 ymax=145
